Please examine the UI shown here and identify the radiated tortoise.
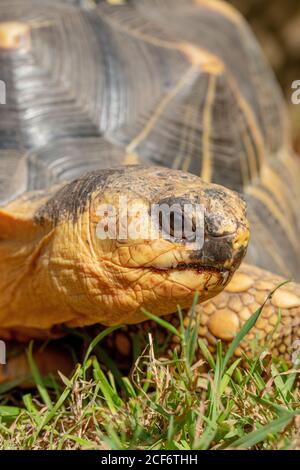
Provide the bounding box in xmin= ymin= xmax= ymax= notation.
xmin=0 ymin=0 xmax=299 ymax=382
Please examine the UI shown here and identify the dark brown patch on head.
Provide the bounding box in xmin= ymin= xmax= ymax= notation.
xmin=204 ymin=188 xmax=225 ymax=197
xmin=189 ymin=237 xmax=233 ymax=269
xmin=33 ymin=165 xmax=201 ymax=226
xmin=34 ymin=168 xmax=127 ymax=225
xmin=205 ymin=212 xmax=234 ymax=237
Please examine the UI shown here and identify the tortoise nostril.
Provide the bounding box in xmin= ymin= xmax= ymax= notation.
xmin=205 ymin=212 xmax=237 ymax=238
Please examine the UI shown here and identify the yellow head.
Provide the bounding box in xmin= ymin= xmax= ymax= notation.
xmin=31 ymin=166 xmax=249 ymax=326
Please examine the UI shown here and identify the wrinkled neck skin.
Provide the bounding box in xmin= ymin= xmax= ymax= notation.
xmin=0 ymin=208 xmax=107 ymax=334
xmin=0 ymin=166 xmax=250 ymax=336
xmin=0 ymin=207 xmax=176 ymax=333
xmin=0 ymin=205 xmax=231 ymax=336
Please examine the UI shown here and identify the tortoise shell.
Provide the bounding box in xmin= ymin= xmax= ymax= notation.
xmin=0 ymin=0 xmax=299 ymax=278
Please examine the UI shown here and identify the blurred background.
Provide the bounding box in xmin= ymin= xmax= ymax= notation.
xmin=102 ymin=0 xmax=300 ymax=150
xmin=103 ymin=0 xmax=300 ymax=151
xmin=228 ymin=0 xmax=300 ymax=152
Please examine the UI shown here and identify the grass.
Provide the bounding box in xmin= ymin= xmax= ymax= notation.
xmin=0 ymin=295 xmax=299 ymax=450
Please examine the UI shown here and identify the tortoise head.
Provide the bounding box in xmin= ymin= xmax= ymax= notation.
xmin=31 ymin=166 xmax=249 ymax=326
xmin=0 ymin=166 xmax=249 ymax=329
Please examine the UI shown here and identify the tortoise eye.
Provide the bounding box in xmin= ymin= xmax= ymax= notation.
xmin=158 ymin=207 xmax=184 ymax=238
xmin=170 ymin=209 xmax=185 ymax=237
xmin=184 ymin=215 xmax=197 ymax=242
xmin=158 ymin=205 xmax=196 ymax=241
xmin=157 ymin=197 xmax=199 ymax=242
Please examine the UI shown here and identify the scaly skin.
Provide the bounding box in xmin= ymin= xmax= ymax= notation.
xmin=199 ymin=264 xmax=300 ymax=361
xmin=0 ymin=2 xmax=298 ymax=385
xmin=0 ymin=166 xmax=249 ymax=336
xmin=102 ymin=264 xmax=300 ymax=366
xmin=1 ymin=263 xmax=300 ymax=384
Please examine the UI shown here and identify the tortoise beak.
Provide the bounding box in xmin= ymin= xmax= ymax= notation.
xmin=187 ymin=225 xmax=250 ymax=273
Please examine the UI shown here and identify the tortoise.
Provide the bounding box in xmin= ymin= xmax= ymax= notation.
xmin=0 ymin=0 xmax=299 ymax=383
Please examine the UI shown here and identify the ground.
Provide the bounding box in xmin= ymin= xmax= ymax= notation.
xmin=229 ymin=0 xmax=300 ymax=152
xmin=0 ymin=300 xmax=299 ymax=450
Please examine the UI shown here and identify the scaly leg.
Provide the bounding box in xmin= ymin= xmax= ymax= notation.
xmin=104 ymin=264 xmax=300 ymax=365
xmin=198 ymin=263 xmax=300 ymax=362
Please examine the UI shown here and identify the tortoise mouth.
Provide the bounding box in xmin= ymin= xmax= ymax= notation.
xmin=147 ymin=262 xmax=232 ymax=291
xmin=153 ymin=262 xmax=226 ymax=272
xmin=149 ymin=261 xmax=231 ymax=279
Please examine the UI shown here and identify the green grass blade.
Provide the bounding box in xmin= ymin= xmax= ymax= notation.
xmin=142 ymin=310 xmax=181 ymax=338
xmin=230 ymin=412 xmax=299 ymax=449
xmin=26 ymin=342 xmax=53 ymax=409
xmin=198 ymin=339 xmax=216 ymax=369
xmin=219 ymin=358 xmax=241 ymax=395
xmin=222 ymin=281 xmax=289 ymax=374
xmin=0 ymin=406 xmax=21 ymax=418
xmin=92 ymin=358 xmax=122 ymax=413
xmin=82 ymin=326 xmax=122 ymax=376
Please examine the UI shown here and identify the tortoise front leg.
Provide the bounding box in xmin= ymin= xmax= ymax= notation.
xmin=104 ymin=264 xmax=300 ymax=366
xmin=197 ymin=264 xmax=300 ymax=362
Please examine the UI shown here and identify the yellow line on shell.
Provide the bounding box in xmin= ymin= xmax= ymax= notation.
xmin=261 ymin=164 xmax=293 ymax=220
xmin=172 ymin=105 xmax=193 ymax=170
xmin=181 ymin=106 xmax=199 ymax=172
xmin=126 ymin=66 xmax=197 ymax=154
xmin=123 ymin=153 xmax=140 ymax=165
xmin=96 ymin=10 xmax=180 ymax=51
xmin=242 ymin=127 xmax=259 ymax=182
xmin=246 ymin=186 xmax=299 ymax=253
xmin=194 ymin=0 xmax=242 ymax=26
xmin=200 ymin=74 xmax=216 ymax=182
xmin=226 ymin=72 xmax=266 ymax=180
xmin=247 ymin=209 xmax=292 ymax=277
